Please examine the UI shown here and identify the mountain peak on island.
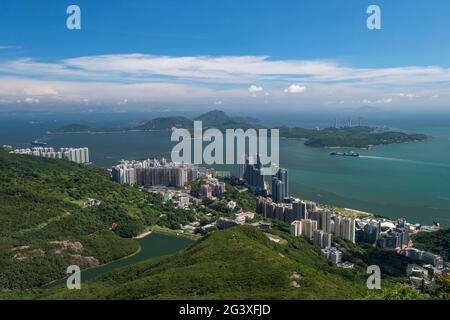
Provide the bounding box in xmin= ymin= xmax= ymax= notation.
xmin=194 ymin=110 xmax=232 ymax=127
xmin=194 ymin=110 xmax=261 ymax=129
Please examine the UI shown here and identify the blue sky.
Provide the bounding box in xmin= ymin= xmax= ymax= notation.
xmin=0 ymin=0 xmax=450 ymax=112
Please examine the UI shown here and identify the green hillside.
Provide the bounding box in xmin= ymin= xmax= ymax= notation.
xmin=0 ymin=150 xmax=436 ymax=300
xmin=279 ymin=126 xmax=428 ymax=148
xmin=0 ymin=150 xmax=163 ymax=290
xmin=134 ymin=116 xmax=194 ymax=131
xmin=35 ymin=226 xmax=369 ymax=300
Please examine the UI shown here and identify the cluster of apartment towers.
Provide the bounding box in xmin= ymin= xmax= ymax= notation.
xmin=11 ymin=147 xmax=90 ymax=164
xmin=240 ymin=155 xmax=356 ymax=246
xmin=111 ymin=158 xmax=209 ymax=188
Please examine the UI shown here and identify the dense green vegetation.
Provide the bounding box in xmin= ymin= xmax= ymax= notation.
xmin=334 ymin=237 xmax=413 ymax=279
xmin=23 ymin=226 xmax=371 ymax=300
xmin=218 ymin=179 xmax=256 ymax=212
xmin=134 ymin=116 xmax=194 ymax=131
xmin=280 ymin=126 xmax=427 ymax=148
xmin=0 ymin=150 xmax=262 ymax=291
xmin=366 ymin=283 xmax=428 ymax=300
xmin=412 ymin=228 xmax=450 ymax=260
xmin=157 ymin=205 xmax=196 ymax=230
xmin=194 ymin=110 xmax=262 ymax=129
xmin=0 ymin=150 xmax=164 ymax=289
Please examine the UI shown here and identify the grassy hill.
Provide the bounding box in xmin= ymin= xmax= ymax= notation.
xmin=32 ymin=226 xmax=370 ymax=300
xmin=0 ymin=150 xmax=164 ymax=290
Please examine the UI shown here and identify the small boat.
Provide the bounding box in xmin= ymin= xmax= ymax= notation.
xmin=330 ymin=151 xmax=360 ymax=157
xmin=31 ymin=140 xmax=48 ymax=147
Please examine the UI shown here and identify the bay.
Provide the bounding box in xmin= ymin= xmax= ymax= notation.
xmin=1 ymin=112 xmax=449 ymax=226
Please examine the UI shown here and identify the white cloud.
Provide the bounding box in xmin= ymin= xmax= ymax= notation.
xmin=376 ymin=98 xmax=393 ymax=104
xmin=248 ymin=85 xmax=263 ymax=93
xmin=361 ymin=98 xmax=393 ymax=105
xmin=117 ymin=99 xmax=128 ymax=105
xmin=214 ymin=100 xmax=223 ymax=105
xmin=399 ymin=93 xmax=418 ymax=100
xmin=24 ymin=97 xmax=40 ymax=104
xmin=23 ymin=86 xmax=58 ymax=96
xmin=284 ymin=84 xmax=306 ymax=94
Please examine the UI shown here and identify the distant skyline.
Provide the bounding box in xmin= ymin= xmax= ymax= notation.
xmin=1 ymin=0 xmax=450 ymax=112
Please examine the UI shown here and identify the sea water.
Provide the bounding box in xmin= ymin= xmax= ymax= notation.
xmin=1 ymin=111 xmax=449 ymax=226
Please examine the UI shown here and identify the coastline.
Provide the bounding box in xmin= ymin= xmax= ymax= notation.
xmin=41 ymin=228 xmax=196 ymax=289
xmin=47 ymin=129 xmax=165 ymax=135
xmin=151 ymin=225 xmax=202 ymax=241
xmin=42 ymin=242 xmax=143 ymax=289
xmin=133 ymin=229 xmax=153 ymax=239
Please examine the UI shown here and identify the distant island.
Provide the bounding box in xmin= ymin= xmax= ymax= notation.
xmin=49 ymin=110 xmax=428 ymax=148
xmin=49 ymin=110 xmax=263 ymax=133
xmin=279 ymin=126 xmax=428 ymax=148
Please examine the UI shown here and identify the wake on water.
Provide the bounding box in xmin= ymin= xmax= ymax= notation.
xmin=359 ymin=155 xmax=450 ymax=168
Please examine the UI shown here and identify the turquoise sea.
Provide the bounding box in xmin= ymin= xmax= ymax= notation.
xmin=1 ymin=112 xmax=449 ymax=226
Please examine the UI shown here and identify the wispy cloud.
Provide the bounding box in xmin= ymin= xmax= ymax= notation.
xmin=2 ymin=54 xmax=450 ymax=86
xmin=0 ymin=53 xmax=448 ymax=109
xmin=0 ymin=45 xmax=22 ymax=50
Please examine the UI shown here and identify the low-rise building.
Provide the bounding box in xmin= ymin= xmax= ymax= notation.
xmin=84 ymin=198 xmax=102 ymax=207
xmin=216 ymin=217 xmax=241 ymax=229
xmin=227 ymin=201 xmax=237 ymax=210
xmin=235 ymin=212 xmax=255 ymax=224
xmin=339 ymin=261 xmax=354 ymax=269
xmin=403 ymin=248 xmax=444 ymax=269
xmin=199 ymin=178 xmax=226 ymax=199
xmin=406 ymin=264 xmax=429 ymax=279
xmin=252 ymin=221 xmax=272 ymax=230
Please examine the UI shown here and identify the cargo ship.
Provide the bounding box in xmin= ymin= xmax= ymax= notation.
xmin=330 ymin=151 xmax=360 ymax=157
